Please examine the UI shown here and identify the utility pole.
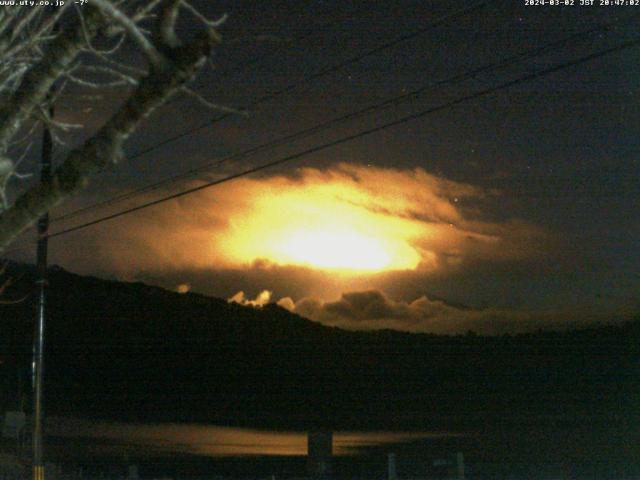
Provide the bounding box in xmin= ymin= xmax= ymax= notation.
xmin=33 ymin=102 xmax=53 ymax=480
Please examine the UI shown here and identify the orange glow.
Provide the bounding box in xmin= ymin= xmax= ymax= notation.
xmin=276 ymin=229 xmax=418 ymax=271
xmin=88 ymin=164 xmax=542 ymax=278
xmin=47 ymin=417 xmax=466 ymax=457
xmin=217 ymin=176 xmax=423 ymax=272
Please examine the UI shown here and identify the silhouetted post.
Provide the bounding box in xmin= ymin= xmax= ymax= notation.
xmin=456 ymin=452 xmax=465 ymax=480
xmin=307 ymin=431 xmax=332 ymax=479
xmin=388 ymin=452 xmax=397 ymax=480
xmin=33 ymin=103 xmax=53 ymax=480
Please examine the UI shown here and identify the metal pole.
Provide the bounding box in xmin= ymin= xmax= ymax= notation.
xmin=33 ymin=104 xmax=53 ymax=480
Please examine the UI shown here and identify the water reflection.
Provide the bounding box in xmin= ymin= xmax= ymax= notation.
xmin=47 ymin=417 xmax=466 ymax=457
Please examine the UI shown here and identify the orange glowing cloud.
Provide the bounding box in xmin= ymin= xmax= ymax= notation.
xmin=61 ymin=163 xmax=548 ymax=277
xmin=207 ymin=163 xmax=543 ymax=272
xmin=213 ymin=166 xmax=432 ymax=272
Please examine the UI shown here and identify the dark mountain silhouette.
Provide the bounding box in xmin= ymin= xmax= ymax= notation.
xmin=0 ymin=262 xmax=638 ymax=477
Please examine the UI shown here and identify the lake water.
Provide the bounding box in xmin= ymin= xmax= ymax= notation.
xmin=42 ymin=416 xmax=636 ymax=479
xmin=46 ymin=416 xmax=465 ymax=458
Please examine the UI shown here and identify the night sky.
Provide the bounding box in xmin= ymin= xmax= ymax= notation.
xmin=11 ymin=0 xmax=640 ymax=333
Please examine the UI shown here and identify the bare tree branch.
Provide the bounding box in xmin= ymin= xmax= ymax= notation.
xmin=0 ymin=6 xmax=103 ymax=153
xmin=90 ymin=0 xmax=165 ymax=66
xmin=0 ymin=29 xmax=219 ymax=251
xmin=0 ymin=2 xmax=232 ymax=253
xmin=156 ymin=0 xmax=181 ymax=50
xmin=180 ymin=86 xmax=247 ymax=116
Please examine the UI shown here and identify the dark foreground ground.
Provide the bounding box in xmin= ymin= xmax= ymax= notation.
xmin=0 ymin=263 xmax=638 ymax=479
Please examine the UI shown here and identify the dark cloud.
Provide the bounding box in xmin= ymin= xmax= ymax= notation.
xmin=324 ymin=290 xmax=407 ymax=321
xmin=278 ymin=289 xmax=635 ymax=335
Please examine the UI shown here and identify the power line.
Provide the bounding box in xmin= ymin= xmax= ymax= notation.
xmin=115 ymin=1 xmax=493 ymax=161
xmin=52 ymin=14 xmax=631 ymax=224
xmin=53 ymin=0 xmax=492 ymax=223
xmin=46 ymin=37 xmax=640 ymax=239
xmin=189 ymin=5 xmax=324 ymax=90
